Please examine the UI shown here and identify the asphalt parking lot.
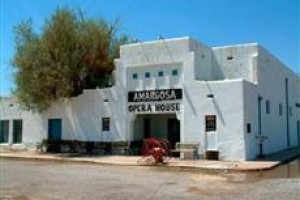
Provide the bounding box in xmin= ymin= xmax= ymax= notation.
xmin=0 ymin=158 xmax=299 ymax=200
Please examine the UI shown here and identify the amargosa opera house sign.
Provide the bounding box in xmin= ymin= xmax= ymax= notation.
xmin=128 ymin=89 xmax=182 ymax=113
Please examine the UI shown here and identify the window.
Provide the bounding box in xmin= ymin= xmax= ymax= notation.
xmin=145 ymin=72 xmax=150 ymax=78
xmin=172 ymin=69 xmax=178 ymax=76
xmin=227 ymin=55 xmax=234 ymax=60
xmin=205 ymin=115 xmax=216 ymax=132
xmin=102 ymin=117 xmax=110 ymax=131
xmin=246 ymin=123 xmax=251 ymax=133
xmin=289 ymin=107 xmax=292 ymax=116
xmin=0 ymin=120 xmax=9 ymax=143
xmin=266 ymin=100 xmax=270 ymax=114
xmin=278 ymin=103 xmax=283 ymax=116
xmin=279 ymin=103 xmax=283 ymax=116
xmin=13 ymin=120 xmax=22 ymax=144
xmin=132 ymin=73 xmax=138 ymax=79
xmin=158 ymin=71 xmax=163 ymax=77
xmin=206 ymin=94 xmax=214 ymax=98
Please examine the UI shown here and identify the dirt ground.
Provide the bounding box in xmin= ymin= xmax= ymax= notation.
xmin=0 ymin=158 xmax=299 ymax=200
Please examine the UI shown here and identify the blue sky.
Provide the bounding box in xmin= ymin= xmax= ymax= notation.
xmin=0 ymin=0 xmax=299 ymax=96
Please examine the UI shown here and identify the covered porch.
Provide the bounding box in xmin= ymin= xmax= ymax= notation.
xmin=132 ymin=114 xmax=180 ymax=149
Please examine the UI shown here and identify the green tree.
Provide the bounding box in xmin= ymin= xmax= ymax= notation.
xmin=13 ymin=7 xmax=131 ymax=112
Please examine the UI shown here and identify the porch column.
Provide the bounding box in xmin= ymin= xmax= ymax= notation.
xmin=176 ymin=110 xmax=184 ymax=143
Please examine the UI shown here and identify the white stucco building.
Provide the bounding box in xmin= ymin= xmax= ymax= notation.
xmin=1 ymin=37 xmax=299 ymax=161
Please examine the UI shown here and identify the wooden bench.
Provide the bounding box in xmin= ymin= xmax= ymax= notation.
xmin=171 ymin=142 xmax=200 ymax=159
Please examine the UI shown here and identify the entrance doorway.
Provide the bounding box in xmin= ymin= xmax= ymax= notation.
xmin=167 ymin=118 xmax=180 ymax=149
xmin=48 ymin=119 xmax=62 ymax=141
xmin=133 ymin=114 xmax=180 ymax=145
xmin=144 ymin=118 xmax=151 ymax=138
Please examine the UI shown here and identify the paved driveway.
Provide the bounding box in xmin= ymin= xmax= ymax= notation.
xmin=0 ymin=158 xmax=299 ymax=200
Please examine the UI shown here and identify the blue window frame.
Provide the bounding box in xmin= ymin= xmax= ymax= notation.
xmin=266 ymin=100 xmax=270 ymax=114
xmin=158 ymin=71 xmax=163 ymax=77
xmin=246 ymin=123 xmax=251 ymax=133
xmin=279 ymin=103 xmax=283 ymax=116
xmin=132 ymin=73 xmax=138 ymax=79
xmin=102 ymin=117 xmax=110 ymax=131
xmin=145 ymin=72 xmax=150 ymax=78
xmin=172 ymin=69 xmax=178 ymax=76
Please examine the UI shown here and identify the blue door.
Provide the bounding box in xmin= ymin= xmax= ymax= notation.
xmin=48 ymin=119 xmax=62 ymax=141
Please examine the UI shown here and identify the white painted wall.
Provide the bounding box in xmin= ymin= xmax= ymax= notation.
xmin=44 ymin=87 xmax=126 ymax=142
xmin=190 ymin=38 xmax=213 ymax=81
xmin=242 ymin=81 xmax=259 ymax=160
xmin=183 ymin=80 xmax=246 ymax=161
xmin=133 ymin=114 xmax=176 ymax=140
xmin=1 ymin=37 xmax=299 ymax=162
xmin=212 ymin=44 xmax=258 ymax=82
xmin=0 ymin=87 xmax=128 ymax=150
xmin=212 ymin=43 xmax=300 ymax=160
xmin=255 ymin=46 xmax=300 ymax=153
xmin=0 ymin=98 xmax=45 ymax=150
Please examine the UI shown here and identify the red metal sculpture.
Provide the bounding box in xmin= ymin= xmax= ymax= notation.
xmin=139 ymin=137 xmax=172 ymax=165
